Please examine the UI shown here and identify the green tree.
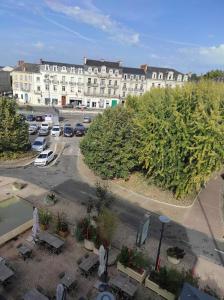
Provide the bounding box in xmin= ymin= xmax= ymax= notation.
xmin=0 ymin=97 xmax=30 ymax=155
xmin=80 ymin=106 xmax=139 ymax=179
xmin=203 ymin=69 xmax=224 ymax=79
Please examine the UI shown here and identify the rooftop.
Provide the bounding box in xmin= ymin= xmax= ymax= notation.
xmin=85 ymin=58 xmax=121 ymax=68
xmin=13 ymin=63 xmax=39 ymax=73
xmin=41 ymin=60 xmax=83 ymax=69
xmin=122 ymin=67 xmax=145 ymax=75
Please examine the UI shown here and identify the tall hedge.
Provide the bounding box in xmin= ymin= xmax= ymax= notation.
xmin=81 ymin=81 xmax=224 ymax=198
xmin=80 ymin=106 xmax=139 ymax=179
xmin=0 ymin=97 xmax=30 ymax=154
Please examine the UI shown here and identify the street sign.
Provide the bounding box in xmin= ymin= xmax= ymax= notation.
xmin=136 ymin=214 xmax=151 ymax=247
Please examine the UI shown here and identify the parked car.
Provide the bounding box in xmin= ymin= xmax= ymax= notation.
xmin=76 ymin=104 xmax=87 ymax=110
xmin=83 ymin=116 xmax=92 ymax=123
xmin=64 ymin=125 xmax=74 ymax=137
xmin=34 ymin=150 xmax=54 ymax=166
xmin=41 ymin=122 xmax=50 ymax=130
xmin=35 ymin=115 xmax=44 ymax=122
xmin=28 ymin=124 xmax=38 ymax=135
xmin=32 ymin=137 xmax=47 ymax=152
xmin=26 ymin=114 xmax=35 ymax=122
xmin=51 ymin=125 xmax=62 ymax=137
xmin=74 ymin=123 xmax=86 ymax=136
xmin=38 ymin=128 xmax=49 ymax=136
xmin=62 ymin=103 xmax=74 ymax=109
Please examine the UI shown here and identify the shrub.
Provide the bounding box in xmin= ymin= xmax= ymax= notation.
xmin=39 ymin=209 xmax=52 ymax=226
xmin=117 ymin=246 xmax=148 ymax=271
xmin=167 ymin=247 xmax=185 ymax=259
xmin=55 ymin=213 xmax=69 ymax=233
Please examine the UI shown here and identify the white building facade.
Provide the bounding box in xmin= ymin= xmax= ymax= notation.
xmin=11 ymin=58 xmax=188 ymax=108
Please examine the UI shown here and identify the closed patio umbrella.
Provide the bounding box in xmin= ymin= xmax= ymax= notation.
xmin=56 ymin=283 xmax=66 ymax=300
xmin=98 ymin=245 xmax=106 ymax=278
xmin=32 ymin=207 xmax=40 ymax=239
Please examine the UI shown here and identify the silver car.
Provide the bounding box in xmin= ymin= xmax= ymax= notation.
xmin=32 ymin=137 xmax=47 ymax=152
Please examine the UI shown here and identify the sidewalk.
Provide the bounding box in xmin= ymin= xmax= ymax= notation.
xmin=77 ymin=154 xmax=224 ymax=240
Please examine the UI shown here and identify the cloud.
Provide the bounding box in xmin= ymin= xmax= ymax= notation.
xmin=44 ymin=0 xmax=140 ymax=45
xmin=179 ymin=44 xmax=224 ymax=66
xmin=33 ymin=41 xmax=44 ymax=49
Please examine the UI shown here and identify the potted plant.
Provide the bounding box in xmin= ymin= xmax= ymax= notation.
xmin=56 ymin=213 xmax=69 ymax=238
xmin=117 ymin=246 xmax=147 ymax=283
xmin=39 ymin=209 xmax=52 ymax=230
xmin=44 ymin=192 xmax=57 ymax=206
xmin=75 ymin=217 xmax=96 ymax=250
xmin=167 ymin=247 xmax=185 ymax=264
xmin=97 ymin=209 xmax=117 ymax=248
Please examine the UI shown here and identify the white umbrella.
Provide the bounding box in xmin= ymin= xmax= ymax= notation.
xmin=98 ymin=245 xmax=106 ymax=278
xmin=56 ymin=283 xmax=66 ymax=300
xmin=32 ymin=207 xmax=40 ymax=239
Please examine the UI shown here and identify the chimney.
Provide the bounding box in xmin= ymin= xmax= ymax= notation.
xmin=39 ymin=58 xmax=43 ymax=64
xmin=83 ymin=56 xmax=87 ymax=64
xmin=140 ymin=64 xmax=148 ymax=73
xmin=18 ymin=60 xmax=25 ymax=66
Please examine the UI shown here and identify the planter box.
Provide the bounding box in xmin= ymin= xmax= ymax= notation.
xmin=144 ymin=277 xmax=175 ymax=300
xmin=117 ymin=261 xmax=146 ymax=283
xmin=84 ymin=239 xmax=94 ymax=251
xmin=167 ymin=255 xmax=180 ymax=265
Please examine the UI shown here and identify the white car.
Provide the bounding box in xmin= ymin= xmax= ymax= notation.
xmin=41 ymin=122 xmax=50 ymax=130
xmin=34 ymin=150 xmax=54 ymax=166
xmin=51 ymin=125 xmax=62 ymax=137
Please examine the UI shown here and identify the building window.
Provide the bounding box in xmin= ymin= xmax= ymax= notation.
xmin=140 ymin=84 xmax=143 ymax=90
xmin=45 ymin=85 xmax=49 ymax=90
xmin=94 ymin=68 xmax=98 ymax=74
xmin=20 ymin=75 xmax=23 ymax=80
xmin=70 ymin=67 xmax=75 ymax=73
xmin=109 ymin=80 xmax=112 ymax=85
xmin=141 ymin=75 xmax=145 ymax=81
xmin=113 ymin=89 xmax=116 ymax=95
xmin=99 ymin=99 xmax=104 ymax=108
xmin=45 ymin=65 xmax=49 ymax=71
xmin=62 ymin=76 xmax=66 ymax=83
xmin=78 ymin=68 xmax=83 ymax=74
xmin=114 ymin=80 xmax=117 ymax=86
xmin=159 ymin=73 xmax=163 ymax=80
xmin=87 ymin=100 xmax=90 ymax=107
xmin=100 ymin=88 xmax=104 ymax=95
xmin=53 ymin=65 xmax=57 ymax=72
xmin=53 ymin=85 xmax=57 ymax=91
xmin=177 ymin=74 xmax=182 ymax=81
xmin=87 ymin=87 xmax=90 ymax=94
xmin=130 ymin=75 xmax=134 ymax=80
xmin=106 ymin=101 xmax=110 ymax=107
xmin=92 ymin=102 xmax=96 ymax=108
xmin=124 ymin=74 xmax=127 ymax=80
xmin=70 ymin=77 xmax=74 ymax=82
xmin=100 ymin=79 xmax=105 ymax=86
xmin=93 ymin=87 xmax=96 ymax=95
xmin=136 ymin=75 xmax=139 ymax=80
xmin=115 ymin=70 xmax=119 ymax=76
xmin=94 ymin=78 xmax=97 ymax=84
xmin=152 ymin=72 xmax=157 ymax=79
xmin=24 ymin=75 xmax=27 ymax=81
xmin=71 ymin=86 xmax=74 ymax=92
xmin=123 ymin=83 xmax=126 ymax=89
xmin=37 ymin=86 xmax=41 ymax=91
xmin=108 ymin=88 xmax=111 ymax=95
xmin=52 ymin=98 xmax=58 ymax=105
xmin=88 ymin=67 xmax=92 ymax=73
xmin=36 ymin=77 xmax=40 ymax=82
xmin=21 ymin=94 xmax=23 ymax=99
xmin=101 ymin=66 xmax=106 ymax=73
xmin=62 ymin=86 xmax=65 ymax=91
xmin=122 ymin=91 xmax=125 ymax=97
xmin=45 ymin=98 xmax=50 ymax=105
xmin=88 ymin=78 xmax=91 ymax=84
xmin=109 ymin=69 xmax=113 ymax=75
xmin=62 ymin=66 xmax=66 ymax=72
xmin=135 ymin=84 xmax=138 ymax=90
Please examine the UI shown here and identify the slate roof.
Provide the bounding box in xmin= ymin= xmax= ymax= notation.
xmin=147 ymin=66 xmax=184 ymax=78
xmin=41 ymin=60 xmax=83 ymax=68
xmin=13 ymin=63 xmax=40 ymax=73
xmin=179 ymin=283 xmax=217 ymax=300
xmin=85 ymin=59 xmax=121 ymax=68
xmin=122 ymin=67 xmax=145 ymax=75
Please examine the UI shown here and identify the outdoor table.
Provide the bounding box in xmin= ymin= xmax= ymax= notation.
xmin=109 ymin=273 xmax=138 ymax=298
xmin=23 ymin=288 xmax=49 ymax=300
xmin=38 ymin=231 xmax=65 ymax=254
xmin=17 ymin=244 xmax=32 ymax=260
xmin=0 ymin=263 xmax=14 ymax=284
xmin=78 ymin=253 xmax=99 ymax=276
xmin=60 ymin=273 xmax=77 ymax=290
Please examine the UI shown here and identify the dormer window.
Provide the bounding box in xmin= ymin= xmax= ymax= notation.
xmin=94 ymin=68 xmax=98 ymax=74
xmin=124 ymin=74 xmax=127 ymax=80
xmin=101 ymin=66 xmax=106 ymax=73
xmin=136 ymin=75 xmax=139 ymax=80
xmin=78 ymin=68 xmax=83 ymax=74
xmin=62 ymin=66 xmax=66 ymax=72
xmin=45 ymin=64 xmax=49 ymax=71
xmin=158 ymin=73 xmax=163 ymax=80
xmin=109 ymin=69 xmax=113 ymax=75
xmin=141 ymin=75 xmax=145 ymax=81
xmin=167 ymin=72 xmax=173 ymax=80
xmin=70 ymin=67 xmax=75 ymax=73
xmin=177 ymin=74 xmax=182 ymax=81
xmin=183 ymin=75 xmax=188 ymax=81
xmin=115 ymin=70 xmax=119 ymax=76
xmin=88 ymin=67 xmax=92 ymax=73
xmin=152 ymin=72 xmax=157 ymax=79
xmin=130 ymin=75 xmax=134 ymax=80
xmin=53 ymin=65 xmax=57 ymax=72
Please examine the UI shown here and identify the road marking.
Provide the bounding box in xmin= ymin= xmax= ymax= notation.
xmin=214 ymin=248 xmax=224 ymax=255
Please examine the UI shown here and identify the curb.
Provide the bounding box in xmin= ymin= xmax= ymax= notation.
xmin=76 ymin=153 xmax=200 ymax=210
xmin=0 ymin=156 xmax=36 ymax=169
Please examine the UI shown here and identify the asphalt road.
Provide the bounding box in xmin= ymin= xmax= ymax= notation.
xmin=1 ymin=107 xmax=224 ymax=269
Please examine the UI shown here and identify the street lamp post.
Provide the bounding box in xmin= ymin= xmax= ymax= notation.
xmin=155 ymin=215 xmax=170 ymax=271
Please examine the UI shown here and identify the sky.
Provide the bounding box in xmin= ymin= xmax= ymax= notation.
xmin=0 ymin=0 xmax=223 ymax=74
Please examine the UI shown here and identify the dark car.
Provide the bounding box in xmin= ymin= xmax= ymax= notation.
xmin=74 ymin=123 xmax=86 ymax=137
xmin=26 ymin=114 xmax=35 ymax=122
xmin=35 ymin=115 xmax=44 ymax=122
xmin=64 ymin=126 xmax=74 ymax=137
